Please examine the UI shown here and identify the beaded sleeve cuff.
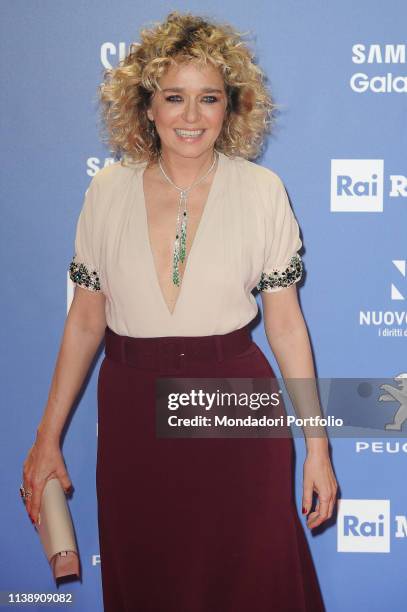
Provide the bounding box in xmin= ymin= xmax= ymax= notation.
xmin=68 ymin=255 xmax=101 ymax=292
xmin=256 ymin=253 xmax=303 ymax=292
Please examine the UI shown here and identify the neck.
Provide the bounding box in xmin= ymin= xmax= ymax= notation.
xmin=158 ymin=148 xmax=217 ymax=187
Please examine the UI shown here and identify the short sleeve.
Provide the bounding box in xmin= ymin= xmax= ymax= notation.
xmin=256 ymin=175 xmax=304 ymax=293
xmin=68 ymin=178 xmax=102 ymax=292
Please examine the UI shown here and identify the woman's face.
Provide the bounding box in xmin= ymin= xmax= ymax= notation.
xmin=147 ymin=60 xmax=228 ymax=159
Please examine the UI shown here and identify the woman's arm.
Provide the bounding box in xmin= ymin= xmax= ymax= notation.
xmin=260 ymin=284 xmax=338 ymax=529
xmin=260 ymin=284 xmax=326 ymax=449
xmin=22 ymin=287 xmax=107 ymax=524
xmin=36 ymin=287 xmax=107 ymax=441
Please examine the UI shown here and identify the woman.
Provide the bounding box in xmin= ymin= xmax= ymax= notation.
xmin=22 ymin=11 xmax=337 ymax=612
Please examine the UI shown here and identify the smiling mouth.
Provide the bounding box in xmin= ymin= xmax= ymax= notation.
xmin=174 ymin=128 xmax=206 ymax=138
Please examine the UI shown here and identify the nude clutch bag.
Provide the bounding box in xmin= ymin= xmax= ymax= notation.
xmin=36 ymin=477 xmax=80 ymax=580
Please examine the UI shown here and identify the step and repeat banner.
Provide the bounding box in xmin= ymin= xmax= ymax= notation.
xmin=2 ymin=1 xmax=406 ymax=610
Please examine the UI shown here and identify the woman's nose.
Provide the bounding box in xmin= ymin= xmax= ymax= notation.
xmin=181 ymin=101 xmax=201 ymax=123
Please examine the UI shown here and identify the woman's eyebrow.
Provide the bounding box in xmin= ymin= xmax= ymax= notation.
xmin=161 ymin=87 xmax=224 ymax=93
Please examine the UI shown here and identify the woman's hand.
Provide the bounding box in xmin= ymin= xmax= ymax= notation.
xmin=302 ymin=449 xmax=338 ymax=530
xmin=21 ymin=432 xmax=73 ymax=526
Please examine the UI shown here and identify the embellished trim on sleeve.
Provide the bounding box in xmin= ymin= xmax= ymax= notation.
xmin=68 ymin=255 xmax=101 ymax=292
xmin=256 ymin=253 xmax=303 ymax=292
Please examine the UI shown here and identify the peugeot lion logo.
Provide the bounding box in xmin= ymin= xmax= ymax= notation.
xmin=379 ymin=373 xmax=407 ymax=430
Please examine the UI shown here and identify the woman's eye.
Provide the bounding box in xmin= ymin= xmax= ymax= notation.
xmin=165 ymin=95 xmax=219 ymax=104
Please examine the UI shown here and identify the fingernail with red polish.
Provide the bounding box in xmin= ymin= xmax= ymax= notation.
xmin=302 ymin=507 xmax=307 ymax=514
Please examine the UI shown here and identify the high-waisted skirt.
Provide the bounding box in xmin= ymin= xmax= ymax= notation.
xmin=96 ymin=323 xmax=326 ymax=612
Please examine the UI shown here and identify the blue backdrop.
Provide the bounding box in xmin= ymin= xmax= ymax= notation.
xmin=2 ymin=1 xmax=406 ymax=610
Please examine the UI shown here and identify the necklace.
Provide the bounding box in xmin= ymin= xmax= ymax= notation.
xmin=158 ymin=149 xmax=219 ymax=286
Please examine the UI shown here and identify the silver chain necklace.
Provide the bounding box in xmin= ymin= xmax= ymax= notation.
xmin=158 ymin=149 xmax=219 ymax=286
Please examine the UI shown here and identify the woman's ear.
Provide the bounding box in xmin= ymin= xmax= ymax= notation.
xmin=146 ymin=108 xmax=154 ymax=122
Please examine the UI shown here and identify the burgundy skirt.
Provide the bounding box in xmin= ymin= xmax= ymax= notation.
xmin=96 ymin=323 xmax=325 ymax=612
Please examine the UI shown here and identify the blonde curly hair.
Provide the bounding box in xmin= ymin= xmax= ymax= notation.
xmin=97 ymin=10 xmax=276 ymax=165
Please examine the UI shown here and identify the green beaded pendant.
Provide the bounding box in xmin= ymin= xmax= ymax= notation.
xmin=172 ymin=232 xmax=181 ymax=286
xmin=172 ymin=191 xmax=188 ymax=286
xmin=158 ymin=151 xmax=218 ymax=288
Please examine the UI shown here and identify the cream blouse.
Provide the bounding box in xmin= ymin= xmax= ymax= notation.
xmin=68 ymin=150 xmax=303 ymax=338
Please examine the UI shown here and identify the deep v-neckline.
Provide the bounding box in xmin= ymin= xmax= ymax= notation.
xmin=139 ymin=151 xmax=224 ymax=319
